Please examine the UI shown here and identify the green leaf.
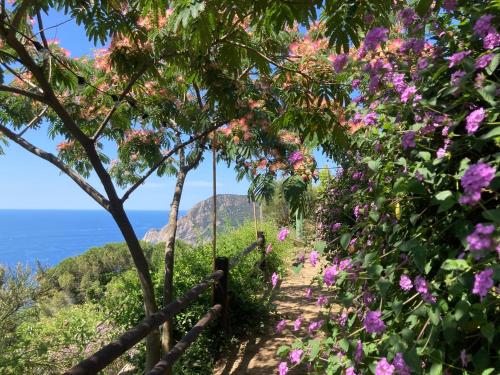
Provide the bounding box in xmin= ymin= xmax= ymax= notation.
xmin=277 ymin=345 xmax=289 ymax=357
xmin=416 ymin=0 xmax=433 ymax=16
xmin=376 ymin=278 xmax=391 ymax=297
xmin=338 ymin=338 xmax=349 ymax=352
xmin=434 ymin=190 xmax=453 ymax=201
xmin=481 ymin=369 xmax=496 ymax=375
xmin=486 ymin=53 xmax=499 ymax=75
xmin=340 ymin=232 xmax=352 ymax=250
xmin=454 ymin=300 xmax=470 ymax=321
xmin=441 ymin=259 xmax=469 ymax=271
xmin=482 ymin=208 xmax=500 ymax=224
xmin=309 ymin=339 xmax=321 ymax=360
xmin=481 ymin=322 xmax=494 ymax=343
xmin=430 ymin=363 xmax=443 ymax=375
xmin=368 ymin=159 xmax=381 ymax=172
xmin=314 ymin=241 xmax=326 ymax=253
xmin=477 ymin=84 xmax=497 ymax=106
xmin=480 ymin=126 xmax=500 ymax=140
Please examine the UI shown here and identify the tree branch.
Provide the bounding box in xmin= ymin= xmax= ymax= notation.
xmin=0 ymin=83 xmax=48 ymax=103
xmin=1 ymin=62 xmax=41 ymax=90
xmin=35 ymin=11 xmax=49 ymax=49
xmin=92 ymin=66 xmax=148 ymax=141
xmin=0 ymin=124 xmax=111 ymax=210
xmin=18 ymin=105 xmax=48 ymax=136
xmin=121 ymin=122 xmax=226 ymax=202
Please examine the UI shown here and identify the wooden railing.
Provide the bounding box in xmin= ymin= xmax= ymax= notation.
xmin=65 ymin=232 xmax=267 ymax=375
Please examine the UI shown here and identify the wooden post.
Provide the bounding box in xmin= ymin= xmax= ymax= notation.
xmin=213 ymin=256 xmax=229 ymax=334
xmin=257 ymin=231 xmax=266 ymax=279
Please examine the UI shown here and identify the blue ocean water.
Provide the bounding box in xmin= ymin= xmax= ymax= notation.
xmin=0 ymin=210 xmax=174 ymax=267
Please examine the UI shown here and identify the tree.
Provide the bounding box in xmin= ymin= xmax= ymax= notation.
xmin=1 ymin=0 xmax=397 ymax=371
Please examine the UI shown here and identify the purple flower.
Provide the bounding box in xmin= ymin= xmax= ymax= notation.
xmin=475 ymin=54 xmax=494 ymax=69
xmin=272 ymin=272 xmax=279 ymax=288
xmin=443 ymin=0 xmax=457 ymax=11
xmin=355 ymin=340 xmax=363 ymax=363
xmin=401 ymin=86 xmax=418 ymax=103
xmin=339 ymin=258 xmax=351 ymax=270
xmin=293 ymin=317 xmax=302 ymax=331
xmin=467 ymin=223 xmax=495 ymax=252
xmin=364 ymin=310 xmax=386 ymax=334
xmin=346 ymin=367 xmax=356 ymax=375
xmin=338 ymin=311 xmax=348 ymax=327
xmin=402 ymin=131 xmax=416 ymax=150
xmin=375 ymin=358 xmax=395 ymax=375
xmin=352 ymin=79 xmax=361 ymax=89
xmin=393 ymin=353 xmax=411 ymax=375
xmin=332 ymin=53 xmax=349 ymax=73
xmin=323 ymin=265 xmax=338 ymax=286
xmin=466 ymin=108 xmax=486 ymax=134
xmin=391 ymin=73 xmax=406 ymax=93
xmin=276 ymin=319 xmax=286 ymax=333
xmin=289 ymin=349 xmax=303 ymax=364
xmin=472 ymin=268 xmax=494 ymax=299
xmin=417 ymin=57 xmax=429 ymax=70
xmin=364 ymin=27 xmax=389 ymax=51
xmin=400 ymin=275 xmax=413 ymax=291
xmin=460 ymin=162 xmax=496 ymax=205
xmin=308 ymin=320 xmax=323 ymax=334
xmin=448 ymin=51 xmax=471 ymax=67
xmin=278 ymin=361 xmax=288 ymax=375
xmin=451 ymin=70 xmax=465 ymax=86
xmin=364 ymin=112 xmax=378 ymax=125
xmin=278 ymin=228 xmax=290 ymax=241
xmin=288 ymin=151 xmax=304 ymax=164
xmin=316 ymin=295 xmax=328 ymax=306
xmin=415 ymin=276 xmax=429 ymax=294
xmin=484 ymin=31 xmax=500 ymax=49
xmin=310 ymin=250 xmax=319 ymax=267
xmin=460 ymin=350 xmax=468 ymax=367
xmin=331 ymin=222 xmax=341 ymax=231
xmin=474 ymin=15 xmax=495 ymax=38
xmin=398 ymin=8 xmax=417 ymax=28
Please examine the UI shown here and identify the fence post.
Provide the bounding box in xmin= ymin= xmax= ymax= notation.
xmin=213 ymin=256 xmax=229 ymax=334
xmin=257 ymin=231 xmax=267 ymax=280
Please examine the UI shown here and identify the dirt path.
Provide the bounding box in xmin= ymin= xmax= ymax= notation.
xmin=214 ymin=256 xmax=322 ymax=375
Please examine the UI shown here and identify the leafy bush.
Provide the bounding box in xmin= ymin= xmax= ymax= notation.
xmin=280 ymin=3 xmax=499 ymax=375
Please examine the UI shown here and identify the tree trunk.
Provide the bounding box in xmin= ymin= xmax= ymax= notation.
xmin=161 ymin=166 xmax=187 ymax=371
xmin=109 ymin=203 xmax=161 ymax=372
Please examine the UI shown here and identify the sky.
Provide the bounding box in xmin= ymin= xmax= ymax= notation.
xmin=0 ymin=9 xmax=333 ymax=211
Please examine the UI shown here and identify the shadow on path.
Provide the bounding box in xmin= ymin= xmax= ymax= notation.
xmin=214 ymin=257 xmax=326 ymax=374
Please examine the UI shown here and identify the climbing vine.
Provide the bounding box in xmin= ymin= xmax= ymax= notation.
xmin=278 ymin=1 xmax=499 ymax=374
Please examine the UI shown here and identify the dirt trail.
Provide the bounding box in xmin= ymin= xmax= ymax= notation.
xmin=214 ymin=256 xmax=322 ymax=375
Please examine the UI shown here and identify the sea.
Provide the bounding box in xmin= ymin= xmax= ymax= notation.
xmin=0 ymin=209 xmax=175 ymax=268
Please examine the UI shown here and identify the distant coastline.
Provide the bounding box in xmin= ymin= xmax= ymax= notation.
xmin=0 ymin=209 xmax=185 ymax=267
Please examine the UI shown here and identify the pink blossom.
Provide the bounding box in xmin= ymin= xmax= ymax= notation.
xmin=293 ymin=317 xmax=302 ymax=331
xmin=316 ymin=295 xmax=328 ymax=306
xmin=278 ymin=228 xmax=290 ymax=241
xmin=276 ymin=319 xmax=286 ymax=333
xmin=346 ymin=368 xmax=356 ymax=375
xmin=271 ymin=272 xmax=279 ymax=288
xmin=323 ymin=265 xmax=339 ymax=286
xmin=278 ymin=361 xmax=288 ymax=375
xmin=375 ymin=358 xmax=395 ymax=375
xmin=289 ymin=349 xmax=303 ymax=364
xmin=466 ymin=108 xmax=486 ymax=134
xmin=310 ymin=250 xmax=319 ymax=267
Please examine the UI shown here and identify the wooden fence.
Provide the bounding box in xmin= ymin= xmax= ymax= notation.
xmin=65 ymin=231 xmax=267 ymax=375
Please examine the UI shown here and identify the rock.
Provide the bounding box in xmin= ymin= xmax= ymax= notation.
xmin=143 ymin=194 xmax=259 ymax=245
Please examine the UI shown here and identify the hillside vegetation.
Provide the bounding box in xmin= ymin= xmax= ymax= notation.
xmin=0 ymin=222 xmax=290 ymax=375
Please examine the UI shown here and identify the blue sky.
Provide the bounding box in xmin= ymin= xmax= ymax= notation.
xmin=0 ymin=9 xmax=333 ymax=211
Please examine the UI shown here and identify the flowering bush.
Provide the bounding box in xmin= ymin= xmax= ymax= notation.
xmin=279 ymin=2 xmax=499 ymax=374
